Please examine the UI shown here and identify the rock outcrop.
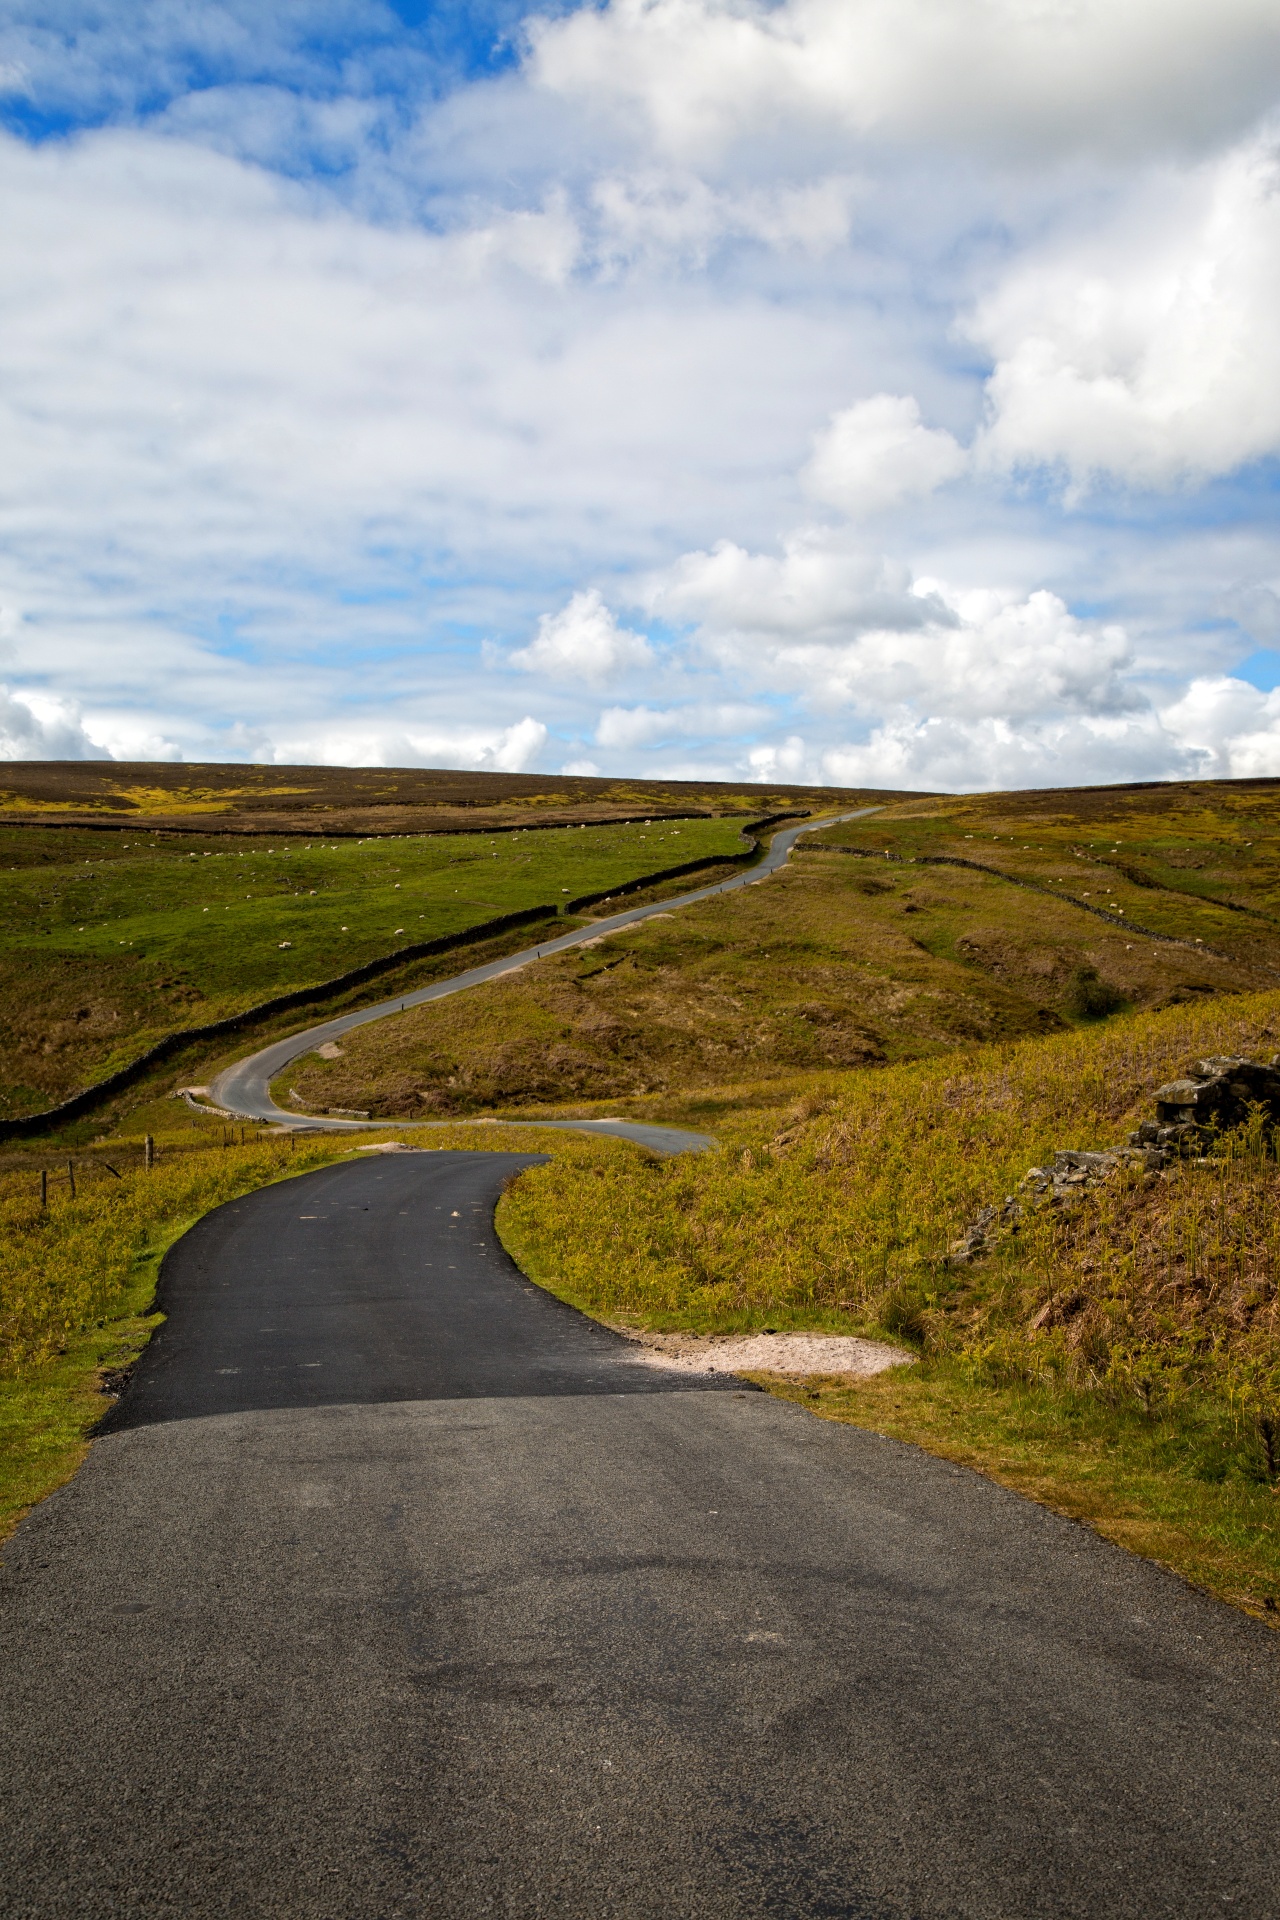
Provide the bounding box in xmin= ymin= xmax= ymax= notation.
xmin=1137 ymin=1055 xmax=1280 ymax=1154
xmin=946 ymin=1054 xmax=1280 ymax=1265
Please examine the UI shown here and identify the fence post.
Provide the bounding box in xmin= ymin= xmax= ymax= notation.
xmin=66 ymin=1158 xmax=76 ymax=1199
xmin=40 ymin=1169 xmax=47 ymax=1208
xmin=144 ymin=1134 xmax=154 ymax=1170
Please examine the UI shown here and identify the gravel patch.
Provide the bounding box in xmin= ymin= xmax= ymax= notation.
xmin=623 ymin=1329 xmax=916 ymax=1378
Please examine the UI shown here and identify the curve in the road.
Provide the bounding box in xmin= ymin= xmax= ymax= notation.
xmin=208 ymin=807 xmax=879 ymax=1151
xmin=102 ymin=1150 xmax=738 ymax=1428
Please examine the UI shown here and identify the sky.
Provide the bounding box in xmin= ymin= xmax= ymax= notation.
xmin=0 ymin=1 xmax=1279 ymax=792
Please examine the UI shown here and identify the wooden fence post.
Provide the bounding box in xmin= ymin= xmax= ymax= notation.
xmin=144 ymin=1134 xmax=154 ymax=1170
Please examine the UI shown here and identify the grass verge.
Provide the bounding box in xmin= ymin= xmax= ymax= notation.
xmin=0 ymin=1234 xmax=168 ymax=1543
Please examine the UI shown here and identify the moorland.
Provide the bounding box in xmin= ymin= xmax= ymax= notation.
xmin=285 ymin=778 xmax=1280 ymax=1121
xmin=0 ymin=812 xmax=765 ymax=1120
xmin=6 ymin=769 xmax=1280 ymax=1626
xmin=0 ymin=759 xmax=890 ymax=836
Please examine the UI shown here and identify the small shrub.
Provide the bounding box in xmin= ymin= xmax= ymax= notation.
xmin=1066 ymin=966 xmax=1126 ymax=1020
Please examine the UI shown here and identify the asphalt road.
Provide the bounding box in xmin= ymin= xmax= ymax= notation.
xmin=4 ymin=1151 xmax=1280 ymax=1918
xmin=208 ymin=808 xmax=879 ymax=1142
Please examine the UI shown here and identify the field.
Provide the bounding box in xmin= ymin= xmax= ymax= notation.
xmin=0 ymin=813 xmax=759 ymax=1118
xmin=283 ymin=783 xmax=1279 ymax=1121
xmin=8 ymin=770 xmax=1280 ymax=1622
xmin=805 ymin=777 xmax=1280 ymax=969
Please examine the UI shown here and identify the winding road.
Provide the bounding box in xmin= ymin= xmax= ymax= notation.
xmin=3 ymin=1149 xmax=1280 ymax=1916
xmin=208 ymin=809 xmax=880 ymax=1150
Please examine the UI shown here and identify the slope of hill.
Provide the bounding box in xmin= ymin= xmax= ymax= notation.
xmin=284 ymin=782 xmax=1280 ymax=1122
xmin=498 ymin=985 xmax=1280 ymax=1620
xmin=0 ymin=813 xmax=759 ymax=1118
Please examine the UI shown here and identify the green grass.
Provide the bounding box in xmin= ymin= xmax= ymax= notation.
xmin=0 ymin=814 xmax=754 ymax=1116
xmin=284 ymin=826 xmax=1276 ymax=1122
xmin=806 ymin=779 xmax=1280 ymax=966
xmin=0 ymin=1264 xmax=163 ymax=1545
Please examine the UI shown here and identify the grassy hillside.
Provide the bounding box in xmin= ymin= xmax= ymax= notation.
xmin=284 ymin=789 xmax=1278 ymax=1121
xmin=0 ymin=814 xmax=755 ymax=1116
xmin=806 ymin=777 xmax=1280 ymax=967
xmin=9 ymin=772 xmax=1280 ymax=1621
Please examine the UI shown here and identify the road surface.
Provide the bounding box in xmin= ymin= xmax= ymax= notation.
xmin=3 ymin=1150 xmax=1280 ymax=1917
xmin=208 ymin=809 xmax=878 ymax=1141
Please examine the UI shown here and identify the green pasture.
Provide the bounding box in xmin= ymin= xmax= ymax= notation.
xmin=0 ymin=815 xmax=752 ymax=1114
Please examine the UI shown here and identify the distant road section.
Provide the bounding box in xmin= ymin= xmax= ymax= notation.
xmin=209 ymin=809 xmax=879 ymax=1145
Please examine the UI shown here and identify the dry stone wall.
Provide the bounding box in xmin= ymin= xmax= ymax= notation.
xmin=947 ymin=1054 xmax=1280 ymax=1264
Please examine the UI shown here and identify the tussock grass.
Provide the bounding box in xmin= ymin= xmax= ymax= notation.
xmin=500 ymin=986 xmax=1280 ymax=1326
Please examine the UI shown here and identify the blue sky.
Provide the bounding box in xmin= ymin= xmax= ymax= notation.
xmin=0 ymin=0 xmax=1279 ymax=790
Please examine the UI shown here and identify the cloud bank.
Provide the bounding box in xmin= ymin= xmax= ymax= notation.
xmin=0 ymin=0 xmax=1274 ymax=792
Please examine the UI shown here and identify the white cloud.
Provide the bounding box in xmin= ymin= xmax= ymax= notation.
xmin=257 ymin=715 xmax=548 ymax=773
xmin=509 ymin=589 xmax=654 ymax=683
xmin=594 ymin=700 xmax=766 ymax=749
xmin=651 ymin=530 xmax=943 ymax=643
xmin=0 ymin=122 xmax=892 ymax=756
xmin=815 ymin=708 xmax=1195 ymax=793
xmin=0 ymin=686 xmax=108 ymax=761
xmin=589 ymin=170 xmax=860 ymax=268
xmin=803 ymin=395 xmax=966 ymax=518
xmin=1161 ymin=675 xmax=1280 ymax=777
xmin=652 ymin=529 xmax=1135 ymax=720
xmin=529 ymin=0 xmax=1280 ymax=163
xmin=975 ymin=135 xmax=1280 ymax=487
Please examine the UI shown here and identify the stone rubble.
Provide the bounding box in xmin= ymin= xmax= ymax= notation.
xmin=946 ymin=1053 xmax=1280 ymax=1265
